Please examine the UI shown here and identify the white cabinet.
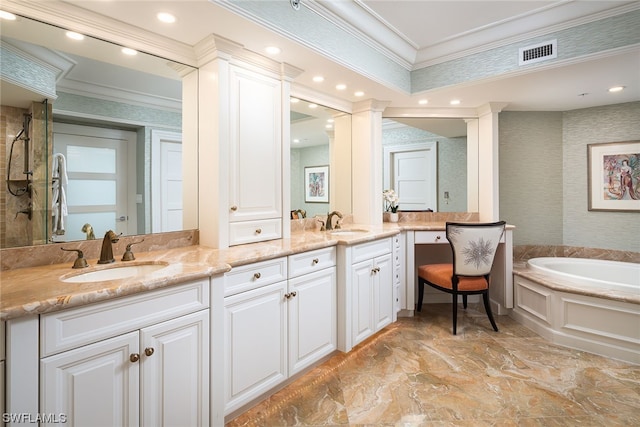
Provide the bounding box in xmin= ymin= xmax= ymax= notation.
xmin=337 ymin=237 xmax=395 ymax=352
xmin=221 ymin=248 xmax=336 ymax=415
xmin=7 ymin=279 xmax=210 ymax=427
xmin=393 ymin=232 xmax=405 ymax=314
xmin=228 ymin=65 xmax=283 ymax=246
xmin=288 ymin=248 xmax=337 ymax=375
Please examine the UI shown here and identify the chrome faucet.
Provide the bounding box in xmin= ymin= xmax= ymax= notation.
xmin=325 ymin=211 xmax=343 ymax=231
xmin=98 ymin=230 xmax=121 ymax=264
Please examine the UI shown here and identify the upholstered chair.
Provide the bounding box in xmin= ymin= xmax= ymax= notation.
xmin=417 ymin=221 xmax=506 ymax=335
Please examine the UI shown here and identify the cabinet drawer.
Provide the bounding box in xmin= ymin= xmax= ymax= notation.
xmin=288 ymin=247 xmax=336 ymax=279
xmin=352 ymin=237 xmax=392 ymax=264
xmin=40 ymin=279 xmax=209 ymax=357
xmin=415 ymin=230 xmax=505 ymax=244
xmin=414 ymin=231 xmax=448 ymax=244
xmin=229 ymin=219 xmax=282 ymax=246
xmin=224 ymin=257 xmax=287 ymax=297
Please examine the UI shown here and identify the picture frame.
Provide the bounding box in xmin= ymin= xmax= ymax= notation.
xmin=304 ymin=165 xmax=329 ymax=203
xmin=587 ymin=140 xmax=640 ymax=212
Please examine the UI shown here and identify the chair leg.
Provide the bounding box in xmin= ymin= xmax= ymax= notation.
xmin=452 ymin=294 xmax=458 ymax=335
xmin=462 ymin=294 xmax=468 ymax=309
xmin=417 ymin=280 xmax=424 ymax=312
xmin=482 ymin=292 xmax=499 ymax=332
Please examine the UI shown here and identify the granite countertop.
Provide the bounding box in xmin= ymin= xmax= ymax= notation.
xmin=0 ymin=224 xmax=403 ymax=321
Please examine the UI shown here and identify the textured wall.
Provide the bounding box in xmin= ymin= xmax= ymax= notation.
xmin=499 ymin=111 xmax=564 ymax=246
xmin=562 ymin=102 xmax=640 ymax=252
xmin=500 ymin=103 xmax=640 ymax=252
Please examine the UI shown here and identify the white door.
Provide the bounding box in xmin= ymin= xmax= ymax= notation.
xmin=288 ymin=268 xmax=337 ymax=375
xmin=151 ymin=130 xmax=183 ymax=233
xmin=392 ymin=149 xmax=437 ymax=211
xmin=40 ymin=332 xmax=140 ymax=427
xmin=351 ymin=259 xmax=375 ymax=346
xmin=223 ymin=281 xmax=287 ymax=414
xmin=373 ymin=254 xmax=394 ymax=331
xmin=53 ymin=123 xmax=136 ymax=240
xmin=141 ymin=310 xmax=209 ymax=427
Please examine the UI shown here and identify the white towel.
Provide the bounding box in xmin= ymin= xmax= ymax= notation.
xmin=52 ymin=153 xmax=68 ymax=235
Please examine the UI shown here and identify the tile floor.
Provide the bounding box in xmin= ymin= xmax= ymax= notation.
xmin=226 ymin=304 xmax=640 ymax=426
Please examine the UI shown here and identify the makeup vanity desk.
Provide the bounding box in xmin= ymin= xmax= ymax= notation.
xmin=400 ymin=224 xmax=514 ymax=315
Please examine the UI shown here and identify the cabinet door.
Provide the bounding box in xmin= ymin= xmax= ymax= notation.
xmin=41 ymin=332 xmax=139 ymax=427
xmin=223 ymin=281 xmax=287 ymax=414
xmin=228 ymin=66 xmax=282 ymax=223
xmin=288 ymin=268 xmax=336 ymax=375
xmin=140 ymin=310 xmax=209 ymax=427
xmin=374 ymin=254 xmax=394 ymax=331
xmin=351 ymin=259 xmax=375 ymax=347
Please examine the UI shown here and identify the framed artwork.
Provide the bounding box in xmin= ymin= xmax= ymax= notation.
xmin=587 ymin=140 xmax=640 ymax=212
xmin=304 ymin=165 xmax=329 ymax=203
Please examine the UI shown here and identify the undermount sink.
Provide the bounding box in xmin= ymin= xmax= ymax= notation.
xmin=61 ymin=262 xmax=169 ymax=283
xmin=329 ymin=229 xmax=369 ymax=236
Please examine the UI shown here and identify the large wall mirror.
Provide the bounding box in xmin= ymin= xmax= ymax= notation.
xmin=1 ymin=14 xmax=197 ymax=248
xmin=382 ymin=117 xmax=473 ymax=212
xmin=290 ymin=98 xmax=351 ymax=218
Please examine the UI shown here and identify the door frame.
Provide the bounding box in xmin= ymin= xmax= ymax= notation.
xmin=383 ymin=141 xmax=437 ymax=211
xmin=151 ymin=130 xmax=183 ymax=232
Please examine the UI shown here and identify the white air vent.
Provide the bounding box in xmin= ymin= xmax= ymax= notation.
xmin=519 ymin=39 xmax=557 ymax=66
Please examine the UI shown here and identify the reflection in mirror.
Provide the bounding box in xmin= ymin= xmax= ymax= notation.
xmin=382 ymin=118 xmax=468 ymax=212
xmin=290 ymin=98 xmax=350 ymax=218
xmin=0 ymin=14 xmax=196 ymax=248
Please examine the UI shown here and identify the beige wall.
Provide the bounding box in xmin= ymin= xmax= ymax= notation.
xmin=499 ymin=102 xmax=640 ymax=252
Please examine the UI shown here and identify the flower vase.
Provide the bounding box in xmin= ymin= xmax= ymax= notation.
xmin=387 ymin=212 xmax=399 ymax=223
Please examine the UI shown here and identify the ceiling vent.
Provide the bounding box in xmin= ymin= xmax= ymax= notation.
xmin=519 ymin=39 xmax=557 ymax=66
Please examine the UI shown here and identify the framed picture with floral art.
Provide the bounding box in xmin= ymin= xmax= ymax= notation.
xmin=304 ymin=165 xmax=329 ymax=203
xmin=587 ymin=140 xmax=640 ymax=212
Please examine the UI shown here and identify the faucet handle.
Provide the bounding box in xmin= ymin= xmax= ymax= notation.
xmin=317 ymin=218 xmax=326 ymax=231
xmin=61 ymin=247 xmax=89 ymax=269
xmin=121 ymin=238 xmax=145 ymax=261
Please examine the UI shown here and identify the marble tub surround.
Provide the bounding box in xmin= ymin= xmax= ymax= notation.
xmin=512 ymin=245 xmax=640 ymax=304
xmin=227 ymin=303 xmax=640 ymax=426
xmin=0 ymin=229 xmax=199 ymax=271
xmin=514 ymin=244 xmax=640 ymax=264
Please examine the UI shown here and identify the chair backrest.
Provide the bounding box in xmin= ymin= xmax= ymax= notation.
xmin=446 ymin=221 xmax=506 ymax=277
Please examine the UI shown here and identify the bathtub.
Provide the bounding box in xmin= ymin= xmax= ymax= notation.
xmin=527 ymin=257 xmax=640 ymax=293
xmin=512 ymin=257 xmax=640 ymax=365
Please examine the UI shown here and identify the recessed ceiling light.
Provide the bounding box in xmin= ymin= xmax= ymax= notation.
xmin=121 ymin=47 xmax=138 ymax=56
xmin=290 ymin=98 xmax=300 ymax=103
xmin=265 ymin=46 xmax=281 ymax=55
xmin=157 ymin=12 xmax=176 ymax=23
xmin=354 ymin=91 xmax=364 ymax=97
xmin=609 ymin=86 xmax=625 ymax=93
xmin=327 ymin=119 xmax=334 ymax=123
xmin=336 ymin=84 xmax=347 ymax=90
xmin=312 ymin=76 xmax=324 ymax=83
xmin=418 ymin=99 xmax=428 ymax=105
xmin=325 ymin=124 xmax=333 ymax=129
xmin=293 ymin=138 xmax=300 ymax=144
xmin=308 ymin=103 xmax=318 ymax=109
xmin=0 ymin=10 xmax=17 ymax=20
xmin=66 ymin=31 xmax=84 ymax=41
xmin=450 ymin=99 xmax=461 ymax=105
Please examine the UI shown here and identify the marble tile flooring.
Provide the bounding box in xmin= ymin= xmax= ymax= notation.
xmin=226 ymin=304 xmax=640 ymax=426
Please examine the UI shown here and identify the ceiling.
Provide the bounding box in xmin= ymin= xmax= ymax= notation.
xmin=4 ymin=0 xmax=640 ymax=113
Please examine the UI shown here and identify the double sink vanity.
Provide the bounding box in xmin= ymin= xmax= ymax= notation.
xmin=1 ymin=219 xmax=513 ymax=425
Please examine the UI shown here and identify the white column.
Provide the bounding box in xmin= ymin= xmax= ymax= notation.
xmin=351 ymin=100 xmax=390 ymax=224
xmin=477 ymin=103 xmax=508 ymax=221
